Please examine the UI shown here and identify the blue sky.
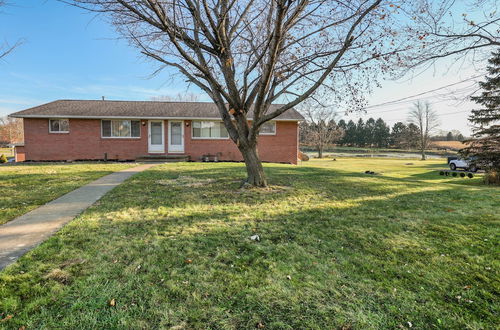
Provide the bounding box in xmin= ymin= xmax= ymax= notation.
xmin=0 ymin=1 xmax=485 ymax=135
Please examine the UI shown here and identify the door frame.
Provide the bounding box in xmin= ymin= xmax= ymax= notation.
xmin=168 ymin=120 xmax=185 ymax=153
xmin=148 ymin=120 xmax=165 ymax=153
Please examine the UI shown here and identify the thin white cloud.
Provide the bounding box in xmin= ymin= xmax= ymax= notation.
xmin=0 ymin=98 xmax=42 ymax=106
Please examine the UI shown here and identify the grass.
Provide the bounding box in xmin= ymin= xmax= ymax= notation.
xmin=0 ymin=162 xmax=134 ymax=225
xmin=0 ymin=158 xmax=498 ymax=329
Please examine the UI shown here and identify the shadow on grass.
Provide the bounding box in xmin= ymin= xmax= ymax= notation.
xmin=1 ymin=162 xmax=497 ymax=328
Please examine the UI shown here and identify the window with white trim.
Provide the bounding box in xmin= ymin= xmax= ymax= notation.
xmin=192 ymin=121 xmax=229 ymax=139
xmin=49 ymin=119 xmax=70 ymax=133
xmin=259 ymin=121 xmax=276 ymax=135
xmin=101 ymin=120 xmax=141 ymax=138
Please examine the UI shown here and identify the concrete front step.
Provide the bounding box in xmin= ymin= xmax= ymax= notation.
xmin=136 ymin=154 xmax=190 ymax=162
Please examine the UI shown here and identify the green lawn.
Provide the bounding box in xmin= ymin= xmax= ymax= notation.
xmin=0 ymin=159 xmax=498 ymax=329
xmin=0 ymin=162 xmax=133 ymax=225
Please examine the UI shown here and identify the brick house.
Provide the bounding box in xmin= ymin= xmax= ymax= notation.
xmin=9 ymin=100 xmax=303 ymax=164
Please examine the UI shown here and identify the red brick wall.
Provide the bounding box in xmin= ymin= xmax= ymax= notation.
xmin=22 ymin=118 xmax=299 ymax=164
xmin=184 ymin=120 xmax=298 ymax=164
xmin=14 ymin=146 xmax=26 ymax=162
xmin=23 ymin=118 xmax=148 ymax=161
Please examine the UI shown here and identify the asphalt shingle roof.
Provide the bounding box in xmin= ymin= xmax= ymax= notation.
xmin=10 ymin=100 xmax=304 ymax=121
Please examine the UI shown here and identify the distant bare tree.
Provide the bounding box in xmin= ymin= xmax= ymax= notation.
xmin=300 ymin=100 xmax=343 ymax=158
xmin=0 ymin=1 xmax=22 ymax=60
xmin=0 ymin=116 xmax=23 ymax=145
xmin=67 ymin=0 xmax=427 ymax=186
xmin=408 ymin=101 xmax=440 ymax=160
xmin=150 ymin=92 xmax=201 ymax=102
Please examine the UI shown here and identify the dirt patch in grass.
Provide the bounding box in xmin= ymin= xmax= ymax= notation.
xmin=156 ymin=175 xmax=216 ymax=187
xmin=44 ymin=268 xmax=72 ymax=284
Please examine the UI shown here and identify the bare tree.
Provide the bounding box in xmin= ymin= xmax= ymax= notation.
xmin=300 ymin=100 xmax=343 ymax=158
xmin=67 ymin=0 xmax=424 ymax=186
xmin=400 ymin=0 xmax=499 ymax=70
xmin=150 ymin=92 xmax=201 ymax=102
xmin=408 ymin=101 xmax=440 ymax=160
xmin=0 ymin=116 xmax=23 ymax=146
xmin=0 ymin=1 xmax=22 ymax=60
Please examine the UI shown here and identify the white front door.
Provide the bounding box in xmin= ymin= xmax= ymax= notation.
xmin=168 ymin=120 xmax=184 ymax=153
xmin=148 ymin=120 xmax=165 ymax=153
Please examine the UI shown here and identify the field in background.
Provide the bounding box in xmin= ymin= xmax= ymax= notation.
xmin=0 ymin=162 xmax=133 ymax=225
xmin=431 ymin=140 xmax=467 ymax=150
xmin=0 ymin=158 xmax=497 ymax=328
xmin=301 ymin=145 xmax=457 ymax=156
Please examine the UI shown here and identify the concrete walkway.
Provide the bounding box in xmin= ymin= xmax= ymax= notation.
xmin=0 ymin=163 xmax=159 ymax=270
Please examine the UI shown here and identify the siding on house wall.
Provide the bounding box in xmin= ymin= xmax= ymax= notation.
xmin=21 ymin=118 xmax=299 ymax=164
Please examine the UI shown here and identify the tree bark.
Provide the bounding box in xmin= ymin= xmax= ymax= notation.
xmin=318 ymin=145 xmax=323 ymax=158
xmin=421 ymin=136 xmax=427 ymax=160
xmin=240 ymin=144 xmax=267 ymax=187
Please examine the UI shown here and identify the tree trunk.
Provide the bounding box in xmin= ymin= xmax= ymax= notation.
xmin=318 ymin=145 xmax=323 ymax=158
xmin=240 ymin=144 xmax=267 ymax=187
xmin=420 ymin=136 xmax=427 ymax=160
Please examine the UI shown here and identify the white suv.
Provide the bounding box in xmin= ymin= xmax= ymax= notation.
xmin=449 ymin=158 xmax=478 ymax=172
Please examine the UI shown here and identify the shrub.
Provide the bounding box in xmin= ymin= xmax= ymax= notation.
xmin=298 ymin=151 xmax=309 ymax=161
xmin=460 ymin=173 xmax=466 ymax=178
xmin=0 ymin=154 xmax=7 ymax=164
xmin=484 ymin=170 xmax=499 ymax=185
xmin=452 ymin=172 xmax=457 ymax=177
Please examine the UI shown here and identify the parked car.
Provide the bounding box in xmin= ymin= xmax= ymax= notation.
xmin=449 ymin=158 xmax=479 ymax=172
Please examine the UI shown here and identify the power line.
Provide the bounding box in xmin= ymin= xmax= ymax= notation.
xmin=389 ymin=110 xmax=470 ymax=122
xmin=362 ymin=88 xmax=476 ymax=115
xmin=361 ymin=74 xmax=483 ymax=110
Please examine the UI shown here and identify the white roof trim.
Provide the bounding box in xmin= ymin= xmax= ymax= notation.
xmin=9 ymin=114 xmax=302 ymax=121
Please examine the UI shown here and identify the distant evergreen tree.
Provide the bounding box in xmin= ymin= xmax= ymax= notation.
xmin=355 ymin=118 xmax=366 ymax=147
xmin=446 ymin=131 xmax=454 ymax=141
xmin=337 ymin=119 xmax=347 ymax=130
xmin=462 ymin=50 xmax=500 ymax=181
xmin=390 ymin=122 xmax=407 ymax=147
xmin=364 ymin=118 xmax=376 ymax=147
xmin=344 ymin=120 xmax=357 ymax=146
xmin=337 ymin=119 xmax=347 ymax=145
xmin=373 ymin=118 xmax=391 ymax=148
xmin=405 ymin=123 xmax=421 ymax=149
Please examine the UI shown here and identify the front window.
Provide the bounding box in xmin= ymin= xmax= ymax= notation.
xmin=192 ymin=121 xmax=229 ymax=139
xmin=259 ymin=121 xmax=276 ymax=135
xmin=49 ymin=119 xmax=69 ymax=133
xmin=102 ymin=120 xmax=141 ymax=138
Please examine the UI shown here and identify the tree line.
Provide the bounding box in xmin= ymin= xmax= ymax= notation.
xmin=301 ymin=117 xmax=436 ymax=151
